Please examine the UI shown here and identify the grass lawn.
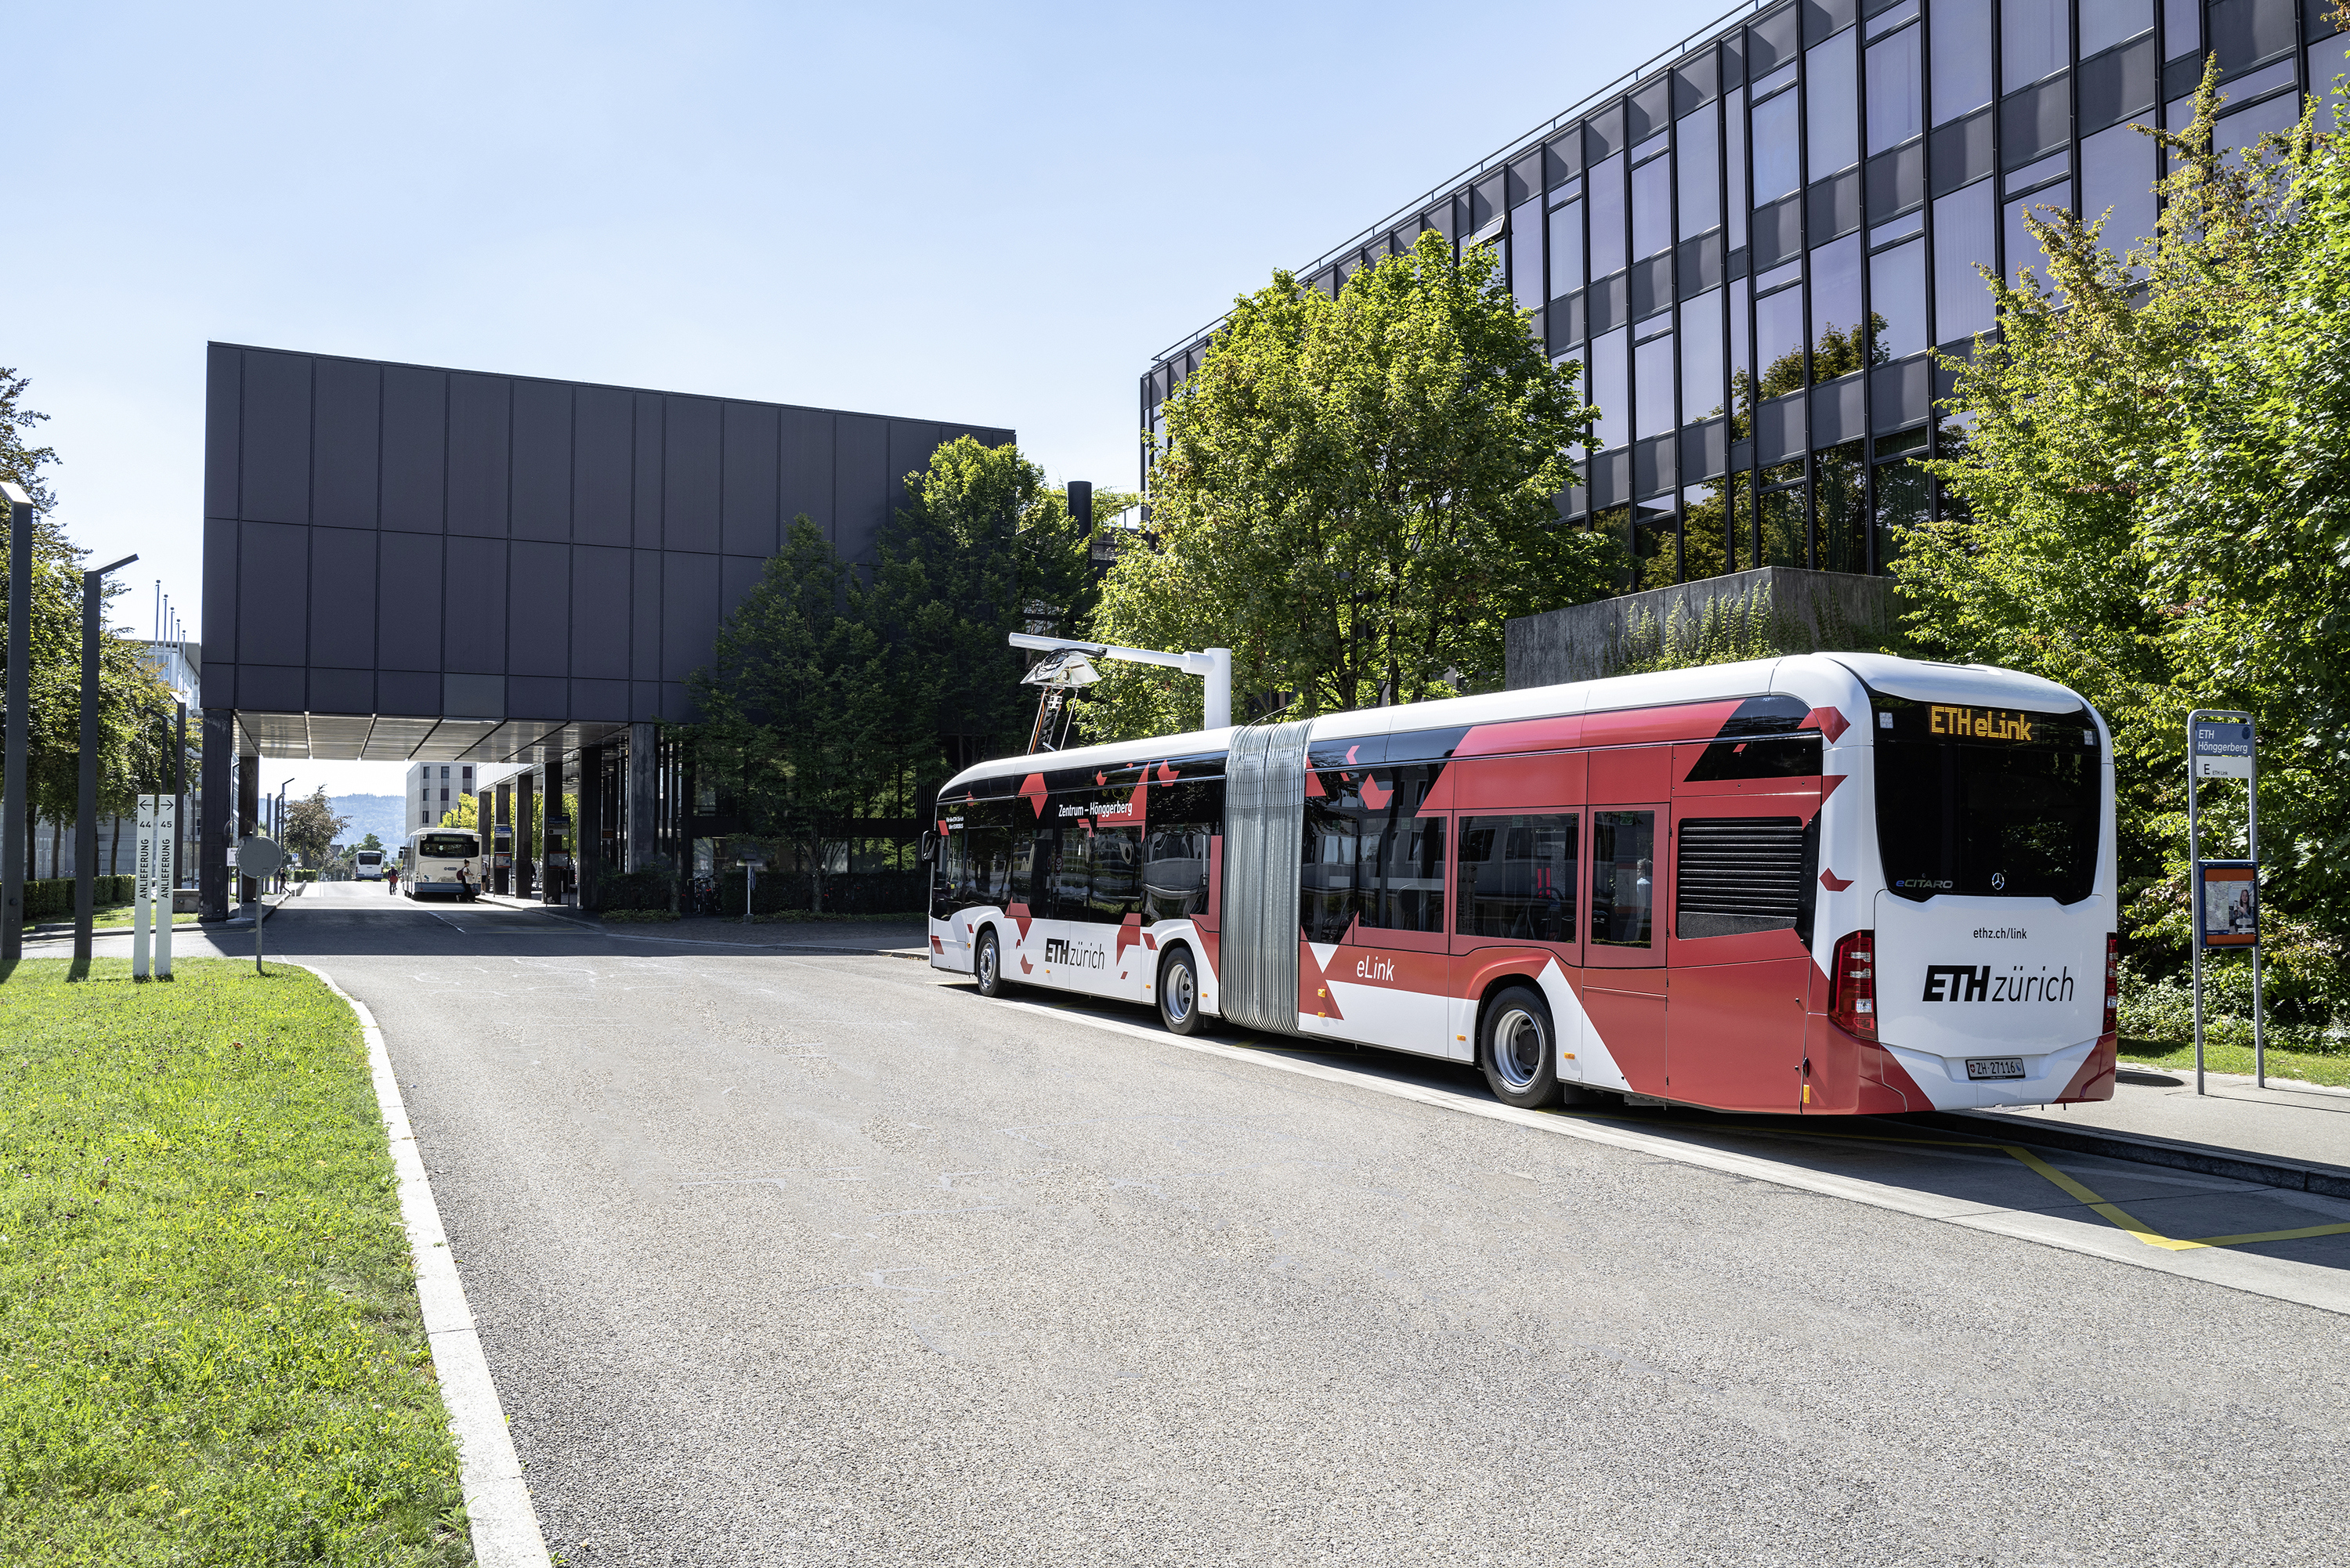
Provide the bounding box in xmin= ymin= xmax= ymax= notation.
xmin=0 ymin=959 xmax=470 ymax=1566
xmin=2119 ymin=1035 xmax=2350 ymax=1089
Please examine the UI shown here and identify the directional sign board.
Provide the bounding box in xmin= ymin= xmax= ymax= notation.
xmin=2193 ymin=719 xmax=2254 ymax=779
xmin=235 ymin=834 xmax=284 ymax=879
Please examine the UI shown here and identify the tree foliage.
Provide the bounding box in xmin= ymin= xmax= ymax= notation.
xmin=0 ymin=368 xmax=179 ymax=869
xmin=686 ymin=440 xmax=1111 ymax=896
xmin=1894 ymin=56 xmax=2350 ymax=992
xmin=282 ymin=786 xmax=348 ymax=869
xmin=1088 ymin=233 xmax=1612 ymax=739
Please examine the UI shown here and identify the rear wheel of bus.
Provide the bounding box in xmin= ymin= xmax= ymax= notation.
xmin=1479 ymin=985 xmax=1560 ymax=1109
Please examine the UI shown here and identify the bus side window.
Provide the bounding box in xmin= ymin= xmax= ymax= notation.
xmin=1143 ymin=827 xmax=1208 ymax=921
xmin=1457 ymin=814 xmax=1578 ymax=943
xmin=1590 ymin=810 xmax=1656 ymax=947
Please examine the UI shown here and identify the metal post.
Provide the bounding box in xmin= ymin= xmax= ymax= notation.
xmin=2 ymin=482 xmax=33 ymax=965
xmin=74 ymin=552 xmax=138 ymax=966
xmin=1203 ymin=647 xmax=1233 ymax=730
xmin=2248 ymin=728 xmax=2265 ymax=1088
xmin=627 ymin=722 xmax=657 ymax=873
xmin=2188 ymin=715 xmax=2204 ymax=1097
xmin=173 ymin=701 xmax=186 ymax=889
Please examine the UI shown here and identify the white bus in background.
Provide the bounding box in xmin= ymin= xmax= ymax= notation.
xmin=403 ymin=829 xmax=483 ymax=901
xmin=353 ymin=848 xmax=387 ymax=880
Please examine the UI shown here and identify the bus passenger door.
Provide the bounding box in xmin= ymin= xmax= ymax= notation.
xmin=1582 ymin=746 xmax=1669 ymax=1097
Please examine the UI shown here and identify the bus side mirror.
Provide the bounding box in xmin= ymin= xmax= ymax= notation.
xmin=917 ymin=832 xmax=937 ymax=864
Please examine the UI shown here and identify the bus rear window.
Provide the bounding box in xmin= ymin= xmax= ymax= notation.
xmin=415 ymin=835 xmax=478 ymax=858
xmin=1873 ymin=696 xmax=2099 ymax=903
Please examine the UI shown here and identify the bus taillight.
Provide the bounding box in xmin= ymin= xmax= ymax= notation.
xmin=2103 ymin=934 xmax=2120 ymax=1036
xmin=1831 ymin=930 xmax=1876 ymax=1040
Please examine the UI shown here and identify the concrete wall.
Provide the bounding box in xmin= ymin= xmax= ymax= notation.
xmin=1505 ymin=566 xmax=1899 ymax=689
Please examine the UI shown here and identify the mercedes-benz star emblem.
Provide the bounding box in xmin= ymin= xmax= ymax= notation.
xmin=1990 ymin=871 xmax=2007 ymax=891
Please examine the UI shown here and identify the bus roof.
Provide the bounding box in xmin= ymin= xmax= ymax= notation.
xmin=938 ymin=652 xmax=2097 ymax=793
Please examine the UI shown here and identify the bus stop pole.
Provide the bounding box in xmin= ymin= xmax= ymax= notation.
xmin=2187 ymin=713 xmax=2205 ymax=1097
xmin=2249 ymin=732 xmax=2265 ymax=1088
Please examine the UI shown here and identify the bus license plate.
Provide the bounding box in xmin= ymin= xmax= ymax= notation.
xmin=1966 ymin=1057 xmax=2026 ymax=1080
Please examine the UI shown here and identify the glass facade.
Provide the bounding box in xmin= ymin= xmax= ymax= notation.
xmin=1142 ymin=0 xmax=2346 ymax=584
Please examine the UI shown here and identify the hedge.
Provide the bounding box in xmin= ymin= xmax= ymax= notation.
xmin=22 ymin=876 xmax=136 ymax=922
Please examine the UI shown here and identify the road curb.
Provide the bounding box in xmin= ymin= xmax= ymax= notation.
xmin=300 ymin=964 xmax=554 ymax=1568
xmin=1907 ymin=1109 xmax=2350 ymax=1201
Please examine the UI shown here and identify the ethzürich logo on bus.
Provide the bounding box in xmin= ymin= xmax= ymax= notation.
xmin=1922 ymin=964 xmax=2077 ymax=1003
xmin=1043 ymin=937 xmax=1107 ymax=969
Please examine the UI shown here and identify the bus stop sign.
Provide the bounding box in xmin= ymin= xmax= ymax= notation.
xmin=2193 ymin=720 xmax=2254 ymax=779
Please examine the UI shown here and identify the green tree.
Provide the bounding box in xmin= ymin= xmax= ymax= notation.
xmin=1895 ymin=56 xmax=2350 ymax=974
xmin=689 ymin=517 xmax=879 ymax=910
xmin=1090 ymin=233 xmax=1611 ymax=739
xmin=357 ymin=832 xmax=384 ymax=853
xmin=861 ymin=437 xmax=1112 ymax=775
xmin=437 ymin=793 xmax=479 ymax=831
xmin=282 ymin=786 xmax=349 ymax=869
xmin=0 ymin=368 xmax=178 ymax=875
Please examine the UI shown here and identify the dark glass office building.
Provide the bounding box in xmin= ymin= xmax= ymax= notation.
xmin=1141 ymin=0 xmax=2346 ymax=587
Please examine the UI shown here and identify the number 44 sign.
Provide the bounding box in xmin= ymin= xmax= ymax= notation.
xmin=2193 ymin=719 xmax=2254 ymax=779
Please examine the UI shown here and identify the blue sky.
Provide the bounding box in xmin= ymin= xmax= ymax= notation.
xmin=18 ymin=0 xmax=1739 ymax=797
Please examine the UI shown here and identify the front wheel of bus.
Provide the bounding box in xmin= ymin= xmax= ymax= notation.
xmin=974 ymin=928 xmax=1009 ymax=998
xmin=1479 ymin=986 xmax=1560 ymax=1109
xmin=1158 ymin=946 xmax=1205 ymax=1036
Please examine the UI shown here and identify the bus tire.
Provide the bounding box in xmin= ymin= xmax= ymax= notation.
xmin=1157 ymin=945 xmax=1206 ymax=1036
xmin=1478 ymin=985 xmax=1561 ymax=1109
xmin=974 ymin=927 xmax=1010 ymax=998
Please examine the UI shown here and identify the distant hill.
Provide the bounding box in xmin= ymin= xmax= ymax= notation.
xmin=331 ymin=793 xmax=410 ymax=854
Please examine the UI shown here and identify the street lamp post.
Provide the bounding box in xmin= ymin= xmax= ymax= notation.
xmin=2 ymin=481 xmax=34 ymax=966
xmin=73 ymin=551 xmax=139 ymax=967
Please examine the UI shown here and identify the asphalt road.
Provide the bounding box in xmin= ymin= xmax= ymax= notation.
xmin=55 ymin=885 xmax=2350 ymax=1564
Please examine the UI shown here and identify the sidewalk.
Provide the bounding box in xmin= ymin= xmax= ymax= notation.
xmin=468 ymin=892 xmax=927 ymax=954
xmin=1930 ymin=1068 xmax=2350 ymax=1198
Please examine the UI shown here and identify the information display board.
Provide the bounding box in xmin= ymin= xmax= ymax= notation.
xmin=2197 ymin=861 xmax=2259 ymax=948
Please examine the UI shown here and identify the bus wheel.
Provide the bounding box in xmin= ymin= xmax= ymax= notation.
xmin=1479 ymin=986 xmax=1560 ymax=1108
xmin=974 ymin=928 xmax=1009 ymax=998
xmin=1158 ymin=946 xmax=1205 ymax=1036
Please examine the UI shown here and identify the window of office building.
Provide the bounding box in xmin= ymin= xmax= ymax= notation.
xmin=1933 ymin=0 xmax=1994 ymax=123
xmin=1869 ymin=237 xmax=1929 ymax=360
xmin=1726 ymin=85 xmax=1749 ymax=249
xmin=1511 ymin=197 xmax=1546 ymax=316
xmin=1867 ymin=20 xmax=1924 ymax=150
xmin=1589 ymin=154 xmax=1628 ymax=279
xmin=1632 ymin=151 xmax=1674 ymax=259
xmin=1808 ymin=32 xmax=1860 ymax=177
xmin=1678 ymin=105 xmax=1721 ymax=234
xmin=1634 ymin=325 xmax=1676 ymax=437
xmin=1681 ymin=288 xmax=1726 ymax=423
xmin=2003 ymin=0 xmax=2070 ymax=86
xmin=1549 ymin=198 xmax=1585 ymax=296
xmin=2081 ymin=0 xmax=2152 ymax=56
xmin=1752 ymin=83 xmax=1802 ymax=201
xmin=1590 ymin=327 xmax=1630 ymax=450
xmin=1933 ymin=179 xmax=1998 ymax=344
xmin=1813 ymin=235 xmax=1864 ymax=363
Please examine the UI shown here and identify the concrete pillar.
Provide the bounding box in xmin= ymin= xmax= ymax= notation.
xmin=199 ymin=708 xmax=233 ymax=921
xmin=494 ymin=780 xmax=512 ymax=895
xmin=237 ymin=753 xmax=260 ymax=913
xmin=627 ymin=721 xmax=657 ymax=873
xmin=577 ymin=742 xmax=604 ymax=909
xmin=515 ymin=768 xmax=536 ymax=899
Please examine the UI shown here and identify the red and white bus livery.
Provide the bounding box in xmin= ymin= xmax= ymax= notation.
xmin=927 ymin=653 xmax=2117 ymax=1115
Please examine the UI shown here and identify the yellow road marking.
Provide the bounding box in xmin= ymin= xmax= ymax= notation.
xmin=1550 ymin=1111 xmax=2350 ymax=1255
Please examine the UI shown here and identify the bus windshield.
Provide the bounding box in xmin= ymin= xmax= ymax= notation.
xmin=415 ymin=834 xmax=478 ymax=859
xmin=1873 ymin=695 xmax=2100 ymax=903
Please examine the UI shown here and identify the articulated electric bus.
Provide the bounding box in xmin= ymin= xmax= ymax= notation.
xmin=927 ymin=653 xmax=2118 ymax=1115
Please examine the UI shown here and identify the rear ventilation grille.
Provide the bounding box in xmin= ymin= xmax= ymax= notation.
xmin=1676 ymin=816 xmax=1806 ymax=939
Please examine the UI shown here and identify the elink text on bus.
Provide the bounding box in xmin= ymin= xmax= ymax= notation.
xmin=925 ymin=654 xmax=2117 ymax=1115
